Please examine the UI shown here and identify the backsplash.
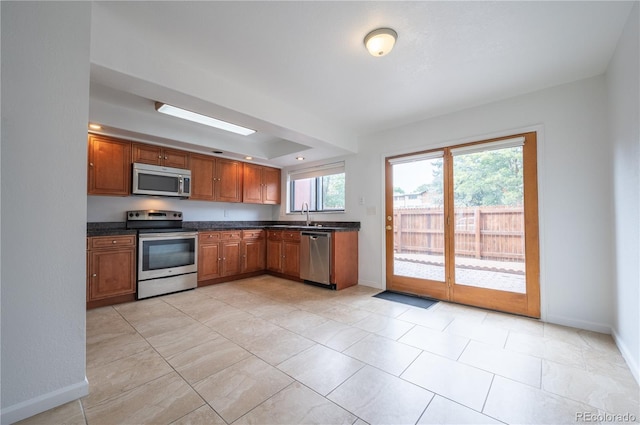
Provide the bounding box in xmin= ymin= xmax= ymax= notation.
xmin=87 ymin=195 xmax=277 ymax=222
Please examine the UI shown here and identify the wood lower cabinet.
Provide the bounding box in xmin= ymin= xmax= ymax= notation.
xmin=132 ymin=142 xmax=189 ymax=168
xmin=243 ymin=163 xmax=281 ymax=204
xmin=87 ymin=235 xmax=136 ymax=308
xmin=220 ymin=231 xmax=242 ymax=276
xmin=198 ymin=231 xmax=222 ymax=281
xmin=266 ymin=230 xmax=300 ymax=279
xmin=88 ymin=134 xmax=131 ymax=196
xmin=198 ymin=230 xmax=266 ymax=285
xmin=267 ymin=229 xmax=358 ymax=289
xmin=242 ymin=230 xmax=266 ymax=273
xmin=331 ymin=231 xmax=359 ymax=290
xmin=266 ymin=236 xmax=283 ymax=272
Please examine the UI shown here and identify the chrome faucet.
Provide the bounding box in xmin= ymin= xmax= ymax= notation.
xmin=301 ymin=202 xmax=310 ymax=226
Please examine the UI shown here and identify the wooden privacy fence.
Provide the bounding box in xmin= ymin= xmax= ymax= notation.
xmin=393 ymin=207 xmax=525 ymax=262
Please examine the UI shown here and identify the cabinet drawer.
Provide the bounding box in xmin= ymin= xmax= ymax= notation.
xmin=267 ymin=230 xmax=283 ymax=240
xmin=199 ymin=231 xmax=221 ymax=244
xmin=282 ymin=231 xmax=300 ymax=241
xmin=221 ymin=231 xmax=241 ymax=240
xmin=89 ymin=235 xmax=136 ymax=249
xmin=243 ymin=230 xmax=264 ymax=239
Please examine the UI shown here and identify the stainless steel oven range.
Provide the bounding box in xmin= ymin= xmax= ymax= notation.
xmin=126 ymin=210 xmax=197 ymax=299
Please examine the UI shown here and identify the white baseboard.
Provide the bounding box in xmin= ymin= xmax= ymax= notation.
xmin=611 ymin=328 xmax=640 ymax=386
xmin=1 ymin=378 xmax=88 ymax=425
xmin=357 ymin=279 xmax=383 ymax=290
xmin=545 ymin=314 xmax=612 ymax=334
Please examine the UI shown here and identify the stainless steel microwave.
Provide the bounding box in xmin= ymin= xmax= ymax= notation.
xmin=132 ymin=163 xmax=191 ymax=198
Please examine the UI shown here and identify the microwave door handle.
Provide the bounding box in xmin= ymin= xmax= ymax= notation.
xmin=179 ymin=177 xmax=184 ymax=195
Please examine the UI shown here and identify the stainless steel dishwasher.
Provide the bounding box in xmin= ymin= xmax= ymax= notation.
xmin=300 ymin=231 xmax=333 ymax=289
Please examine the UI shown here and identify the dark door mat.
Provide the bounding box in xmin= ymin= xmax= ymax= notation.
xmin=373 ymin=291 xmax=438 ymax=310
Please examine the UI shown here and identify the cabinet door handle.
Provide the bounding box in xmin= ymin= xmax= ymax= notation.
xmin=89 ymin=162 xmax=94 ymax=167
xmin=164 ymin=156 xmax=168 ymax=160
xmin=112 ymin=240 xmax=117 ymax=244
xmin=158 ymin=155 xmax=162 ymax=159
xmin=92 ymin=273 xmax=97 ymax=277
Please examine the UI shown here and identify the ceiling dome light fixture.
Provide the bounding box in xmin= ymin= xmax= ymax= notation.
xmin=364 ymin=28 xmax=397 ymax=57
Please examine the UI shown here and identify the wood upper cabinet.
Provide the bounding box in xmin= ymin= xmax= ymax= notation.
xmin=190 ymin=154 xmax=242 ymax=203
xmin=243 ymin=164 xmax=281 ymax=205
xmin=88 ymin=134 xmax=131 ymax=196
xmin=216 ymin=158 xmax=243 ymax=203
xmin=190 ymin=154 xmax=216 ymax=200
xmin=132 ymin=143 xmax=189 ymax=169
xmin=87 ymin=235 xmax=136 ymax=306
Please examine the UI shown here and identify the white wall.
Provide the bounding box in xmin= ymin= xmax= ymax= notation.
xmin=1 ymin=3 xmax=91 ymax=423
xmin=606 ymin=3 xmax=639 ymax=383
xmin=353 ymin=76 xmax=614 ymax=333
xmin=87 ymin=196 xmax=277 ymax=223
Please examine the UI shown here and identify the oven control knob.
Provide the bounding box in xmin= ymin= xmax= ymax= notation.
xmin=178 ymin=213 xmax=182 ymax=217
xmin=128 ymin=213 xmax=133 ymax=217
xmin=135 ymin=212 xmax=140 ymax=217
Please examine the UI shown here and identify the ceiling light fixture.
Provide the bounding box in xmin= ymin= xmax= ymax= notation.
xmin=296 ymin=156 xmax=305 ymax=161
xmin=245 ymin=156 xmax=253 ymax=160
xmin=88 ymin=123 xmax=102 ymax=130
xmin=155 ymin=102 xmax=255 ymax=136
xmin=364 ymin=28 xmax=397 ymax=57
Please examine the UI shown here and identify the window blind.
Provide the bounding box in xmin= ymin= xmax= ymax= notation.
xmin=288 ymin=161 xmax=345 ymax=181
xmin=387 ymin=151 xmax=444 ymax=165
xmin=450 ymin=136 xmax=525 ymax=156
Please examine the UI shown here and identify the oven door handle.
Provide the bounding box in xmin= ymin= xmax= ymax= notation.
xmin=139 ymin=232 xmax=198 ymax=239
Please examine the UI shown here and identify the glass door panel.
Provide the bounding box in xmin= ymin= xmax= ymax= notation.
xmin=387 ymin=153 xmax=448 ymax=299
xmin=452 ymin=145 xmax=526 ymax=294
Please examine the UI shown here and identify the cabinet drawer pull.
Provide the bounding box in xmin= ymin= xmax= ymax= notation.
xmin=112 ymin=240 xmax=117 ymax=244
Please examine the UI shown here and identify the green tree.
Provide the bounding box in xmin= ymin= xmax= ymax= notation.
xmin=394 ymin=187 xmax=405 ymax=194
xmin=428 ymin=147 xmax=523 ymax=207
xmin=322 ymin=173 xmax=345 ymax=209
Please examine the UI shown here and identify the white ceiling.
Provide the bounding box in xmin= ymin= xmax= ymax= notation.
xmin=88 ymin=1 xmax=634 ymax=167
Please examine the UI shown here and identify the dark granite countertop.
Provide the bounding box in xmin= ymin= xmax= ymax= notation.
xmin=87 ymin=220 xmax=360 ymax=236
xmin=86 ymin=222 xmax=137 ymax=237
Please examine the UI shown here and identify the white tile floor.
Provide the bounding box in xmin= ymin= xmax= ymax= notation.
xmin=17 ymin=275 xmax=639 ymax=425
